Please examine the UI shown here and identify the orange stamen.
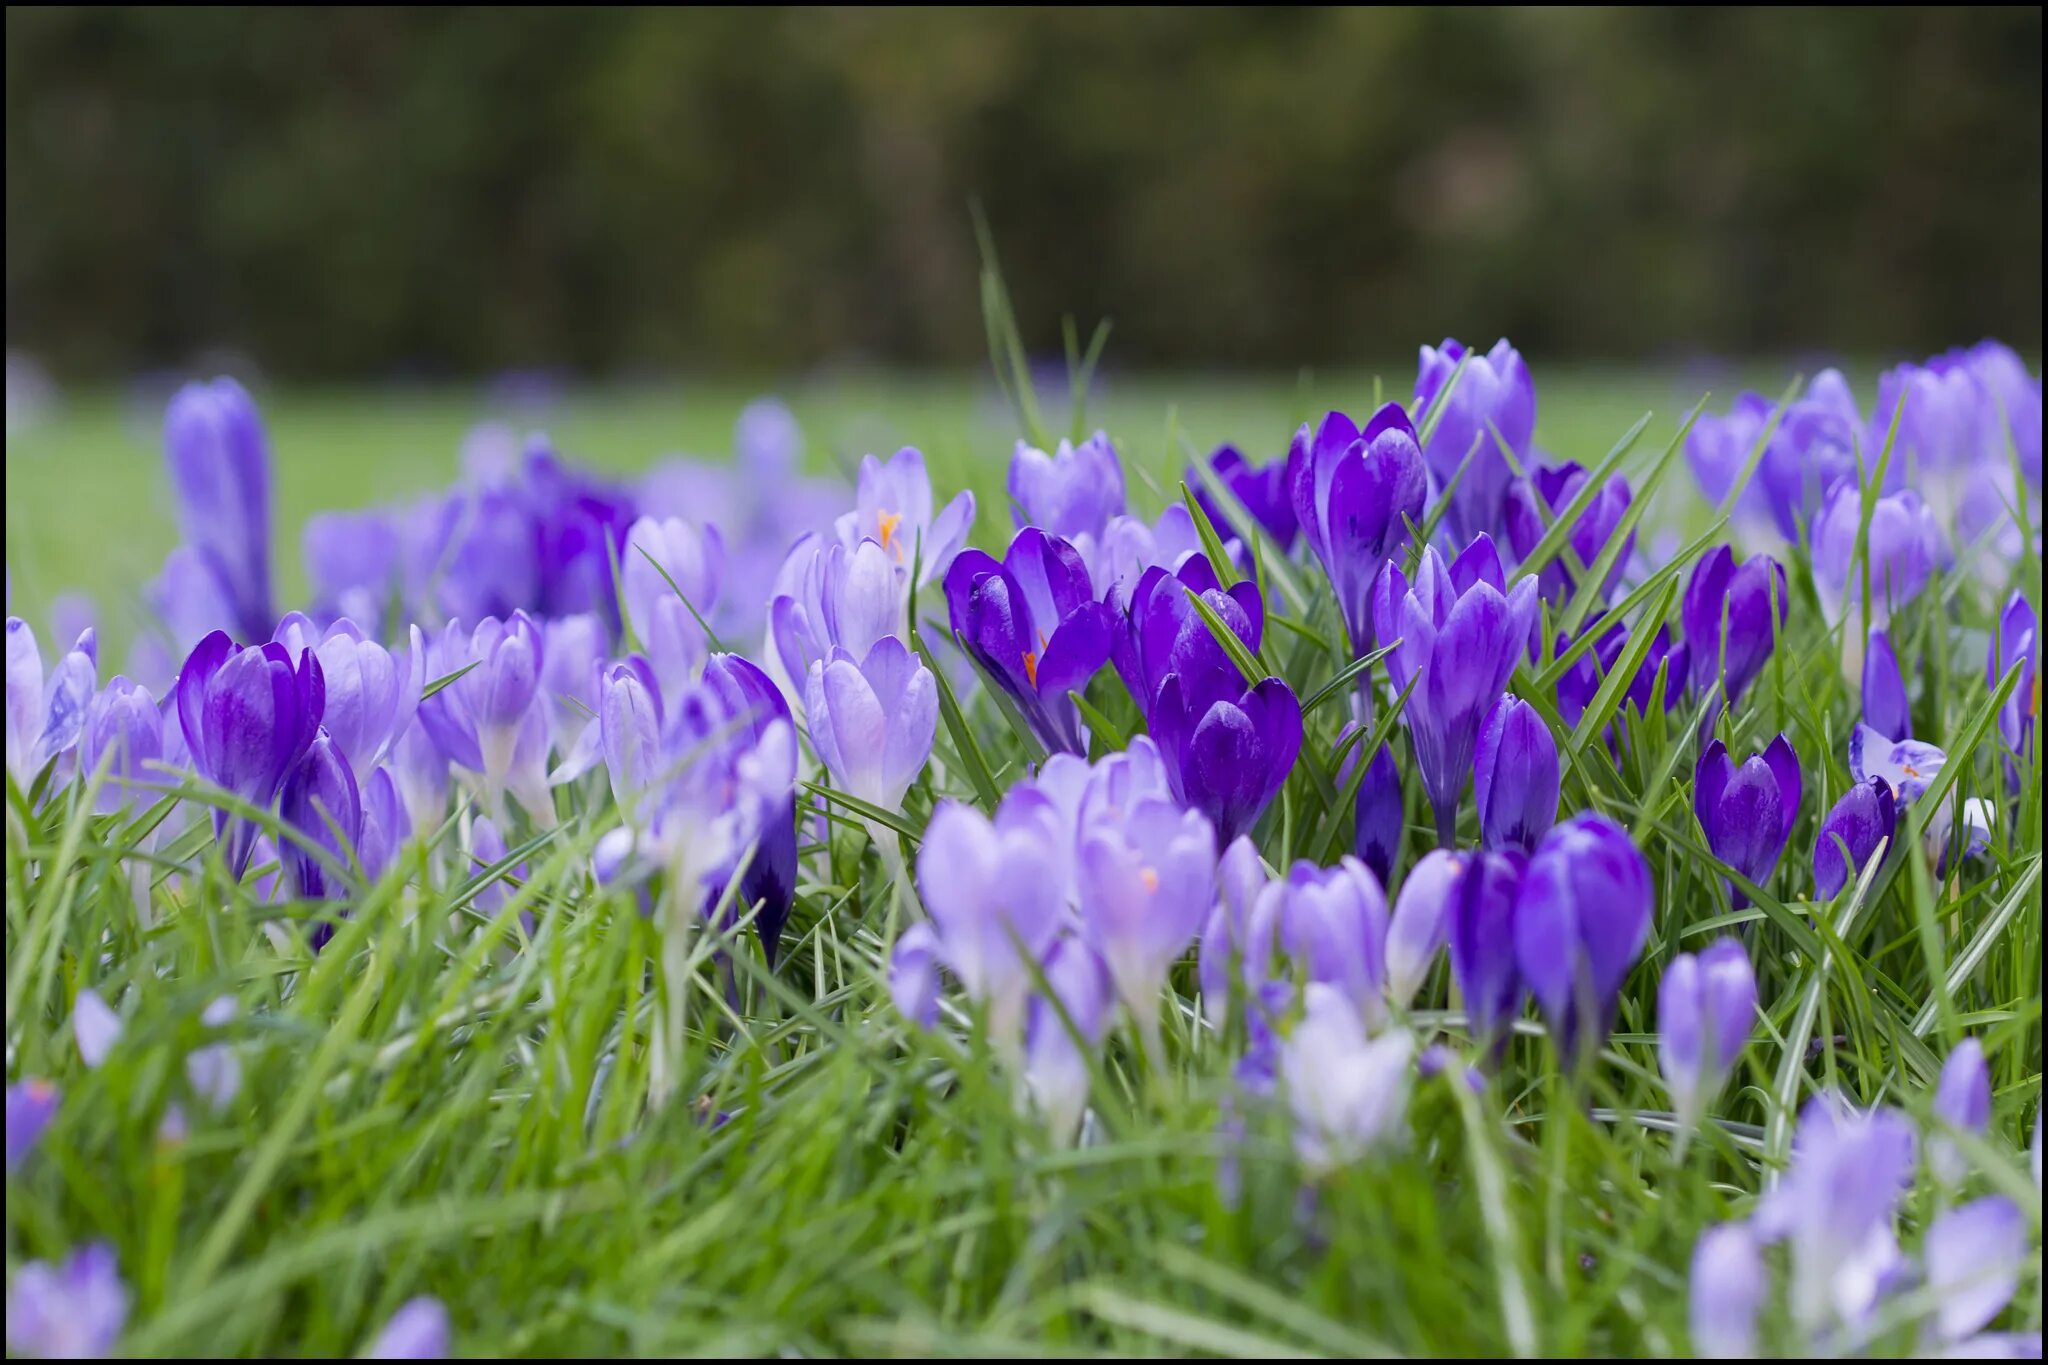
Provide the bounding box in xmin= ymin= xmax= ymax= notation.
xmin=1023 ymin=650 xmax=1039 ymax=686
xmin=1141 ymin=867 xmax=1160 ymax=893
xmin=878 ymin=510 xmax=903 ymax=556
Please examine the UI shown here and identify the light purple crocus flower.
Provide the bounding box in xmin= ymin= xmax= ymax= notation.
xmin=805 ymin=637 xmax=937 ymax=836
xmin=366 ymin=1295 xmax=451 ymax=1360
xmin=619 ymin=515 xmax=723 ymax=647
xmin=1077 ymin=798 xmax=1217 ymax=1052
xmin=390 ymin=716 xmax=450 ymax=841
xmin=146 ymin=544 xmax=242 ymax=657
xmin=274 ymin=614 xmax=424 ymax=776
xmin=1023 ymin=935 xmax=1115 ymax=1142
xmin=1502 ymin=461 xmax=1635 ymax=607
xmin=1871 ymin=357 xmax=2001 ymax=481
xmin=185 ymin=996 xmax=242 ymax=1112
xmin=6 ymin=619 xmax=96 ymax=792
xmin=280 ymin=731 xmax=363 ymax=912
xmin=1448 ymin=849 xmax=1526 ymax=1057
xmin=1811 ymin=479 xmax=1948 ymax=632
xmin=537 ymin=613 xmax=606 ymax=764
xmin=79 ymin=675 xmax=163 ymax=813
xmin=1849 ymin=723 xmax=1947 ymax=808
xmin=1286 ymin=403 xmax=1428 ymax=659
xmin=1862 ymin=629 xmax=1911 ymax=741
xmin=1658 ymin=938 xmax=1756 ymax=1126
xmin=354 ymin=764 xmax=404 ymax=883
xmin=1414 ymin=337 xmax=1536 ymax=548
xmin=1750 ymin=1093 xmax=1916 ymax=1335
xmin=1384 ymin=848 xmax=1462 ymax=1008
xmin=888 ymin=922 xmax=942 ymax=1029
xmin=1922 ymin=1197 xmax=2032 ymax=1356
xmin=416 ymin=614 xmax=551 ymax=826
xmin=1099 ymin=505 xmax=1212 ymax=610
xmin=1474 ymin=695 xmax=1558 ymax=853
xmin=1277 ymin=982 xmax=1415 ymax=1175
xmin=1930 ymin=1037 xmax=1992 ymax=1187
xmin=3 ymin=1242 xmax=129 ymax=1359
xmin=1811 ymin=777 xmax=1898 ymax=900
xmin=71 ymin=988 xmax=120 ymax=1068
xmin=913 ymin=797 xmax=1067 ymax=1057
xmin=164 ymin=377 xmax=273 ymax=642
xmin=1246 ymin=857 xmax=1391 ymax=1032
xmin=1197 ymin=834 xmax=1270 ymax=1028
xmin=1689 ymin=1224 xmax=1767 ymax=1359
xmin=1694 ymin=736 xmax=1801 ymax=909
xmin=6 ymin=1080 xmax=59 ymax=1172
xmin=1514 ymin=813 xmax=1652 ymax=1061
xmin=1372 ymin=536 xmax=1540 ymax=845
xmin=836 ymin=446 xmax=975 ymax=588
xmin=944 ymin=528 xmax=1115 ymax=755
xmin=303 ymin=507 xmax=401 ymax=629
xmin=1007 ymin=431 xmax=1126 ymax=575
xmin=768 ymin=534 xmax=910 ymax=693
xmin=177 ymin=630 xmax=325 ymax=879
xmin=1682 ymin=544 xmax=1787 ymax=709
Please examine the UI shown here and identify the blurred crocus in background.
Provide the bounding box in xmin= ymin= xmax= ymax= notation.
xmin=1502 ymin=461 xmax=1635 ymax=607
xmin=1810 ymin=481 xmax=1948 ymax=640
xmin=163 ymin=378 xmax=273 ymax=643
xmin=1413 ymin=338 xmax=1536 ymax=548
xmin=1514 ymin=813 xmax=1652 ymax=1062
xmin=6 ymin=620 xmax=95 ymax=794
xmin=1278 ymin=983 xmax=1415 ymax=1175
xmin=4 ymin=1242 xmax=129 ymax=1360
xmin=1193 ymin=443 xmax=1296 ymax=550
xmin=1658 ymin=939 xmax=1756 ymax=1129
xmin=1286 ymin=403 xmax=1428 ymax=664
xmin=1929 ymin=1037 xmax=1991 ymax=1186
xmin=1007 ymin=432 xmax=1126 ymax=580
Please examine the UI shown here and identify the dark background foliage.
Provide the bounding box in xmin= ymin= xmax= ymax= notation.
xmin=6 ymin=7 xmax=2041 ymax=378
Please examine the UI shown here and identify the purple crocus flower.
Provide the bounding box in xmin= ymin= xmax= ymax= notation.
xmin=1448 ymin=849 xmax=1526 ymax=1056
xmin=1099 ymin=505 xmax=1214 ymax=608
xmin=176 ymin=630 xmax=324 ymax=879
xmin=1862 ymin=629 xmax=1911 ymax=741
xmin=6 ymin=1080 xmax=59 ymax=1172
xmin=280 ymin=731 xmax=363 ymax=910
xmin=1871 ymin=357 xmax=2001 ymax=480
xmin=1473 ymin=695 xmax=1558 ymax=853
xmin=1414 ymin=338 xmax=1536 ymax=548
xmin=72 ymin=987 xmax=121 ymax=1068
xmin=1245 ymin=856 xmax=1391 ymax=1031
xmin=164 ymin=378 xmax=273 ymax=642
xmin=1811 ymin=777 xmax=1898 ymax=901
xmin=146 ymin=545 xmax=241 ymax=657
xmin=1554 ymin=619 xmax=1689 ymax=731
xmin=6 ymin=619 xmax=96 ymax=792
xmin=185 ymin=996 xmax=242 ymax=1113
xmin=1502 ymin=462 xmax=1635 ymax=607
xmin=3 ymin=1241 xmax=129 ymax=1359
xmin=913 ymin=798 xmax=1067 ymax=1055
xmin=518 ymin=441 xmax=640 ymax=623
xmin=1150 ymin=672 xmax=1302 ymax=847
xmin=275 ymin=614 xmax=424 ymax=776
xmin=805 ymin=637 xmax=938 ymax=825
xmin=356 ymin=764 xmax=405 ymax=883
xmin=1351 ymin=740 xmax=1404 ymax=889
xmin=1688 ymin=371 xmax=1863 ymax=542
xmin=768 ymin=534 xmax=910 ymax=692
xmin=943 ymin=528 xmax=1115 ymax=755
xmin=1514 ymin=812 xmax=1652 ymax=1061
xmin=620 ymin=515 xmax=723 ymax=648
xmin=1684 ymin=392 xmax=1773 ymax=519
xmin=416 ymin=614 xmax=552 ymax=826
xmin=1286 ymin=403 xmax=1428 ymax=659
xmin=1023 ymin=934 xmax=1116 ymax=1142
xmin=1922 ymin=1197 xmax=2031 ymax=1355
xmin=1372 ymin=536 xmax=1540 ymax=845
xmin=888 ymin=922 xmax=942 ymax=1029
xmin=422 ymin=482 xmax=539 ymax=626
xmin=1111 ymin=555 xmax=1264 ymax=726
xmin=1989 ymin=590 xmax=2037 ymax=762
xmin=390 ymin=716 xmax=450 ymax=841
xmin=1385 ymin=847 xmax=1462 ymax=1008
xmin=1953 ymin=339 xmax=2043 ymax=480
xmin=537 ymin=613 xmax=606 ymax=766
xmin=1194 ymin=443 xmax=1297 ymax=550
xmin=1682 ymin=544 xmax=1788 ymax=708
xmin=1751 ymin=1094 xmax=1916 ymax=1335
xmin=1810 ymin=480 xmax=1948 ymax=631
xmin=466 ymin=816 xmax=529 ymax=931
xmin=79 ymin=675 xmax=164 ymax=813
xmin=1007 ymin=431 xmax=1126 ymax=573
xmin=1076 ymin=798 xmax=1216 ymax=1051
xmin=1848 ymin=723 xmax=1947 ymax=807
xmin=1197 ymin=834 xmax=1269 ymax=1028
xmin=1277 ymin=982 xmax=1415 ymax=1174
xmin=1689 ymin=1224 xmax=1766 ymax=1359
xmin=1658 ymin=938 xmax=1756 ymax=1125
xmin=1694 ymin=735 xmax=1801 ymax=908
xmin=366 ymin=1296 xmax=451 ymax=1360
xmin=702 ymin=653 xmax=800 ymax=962
xmin=303 ymin=507 xmax=401 ymax=629
xmin=835 ymin=446 xmax=975 ymax=588
xmin=1930 ymin=1037 xmax=1992 ymax=1186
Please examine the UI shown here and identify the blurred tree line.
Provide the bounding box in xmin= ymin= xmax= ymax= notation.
xmin=6 ymin=7 xmax=2040 ymax=377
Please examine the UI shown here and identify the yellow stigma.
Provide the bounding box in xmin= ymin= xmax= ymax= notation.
xmin=878 ymin=510 xmax=903 ymax=556
xmin=1903 ymin=764 xmax=1921 ymax=778
xmin=1023 ymin=650 xmax=1039 ymax=686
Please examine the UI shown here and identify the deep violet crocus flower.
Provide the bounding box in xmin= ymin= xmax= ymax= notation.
xmin=1502 ymin=461 xmax=1635 ymax=607
xmin=1286 ymin=402 xmax=1428 ymax=660
xmin=1448 ymin=849 xmax=1526 ymax=1057
xmin=3 ymin=1241 xmax=130 ymax=1360
xmin=1414 ymin=337 xmax=1536 ymax=548
xmin=1658 ymin=937 xmax=1757 ymax=1127
xmin=1150 ymin=671 xmax=1302 ymax=847
xmin=835 ymin=446 xmax=975 ymax=588
xmin=176 ymin=630 xmax=324 ymax=879
xmin=702 ymin=652 xmax=800 ymax=962
xmin=1811 ymin=777 xmax=1898 ymax=900
xmin=1110 ymin=555 xmax=1264 ymax=725
xmin=1990 ymin=589 xmax=2037 ymax=761
xmin=1473 ymin=695 xmax=1558 ymax=853
xmin=1351 ymin=740 xmax=1404 ymax=889
xmin=1372 ymin=536 xmax=1540 ymax=846
xmin=163 ymin=378 xmax=273 ymax=642
xmin=280 ymin=731 xmax=363 ymax=909
xmin=1694 ymin=735 xmax=1801 ymax=908
xmin=1682 ymin=544 xmax=1788 ymax=708
xmin=1513 ymin=813 xmax=1653 ymax=1062
xmin=1862 ymin=629 xmax=1911 ymax=741
xmin=273 ymin=613 xmax=424 ymax=775
xmin=943 ymin=528 xmax=1115 ymax=755
xmin=1193 ymin=443 xmax=1297 ymax=550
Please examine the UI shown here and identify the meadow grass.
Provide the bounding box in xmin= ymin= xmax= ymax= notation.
xmin=4 ymin=363 xmax=2041 ymax=1357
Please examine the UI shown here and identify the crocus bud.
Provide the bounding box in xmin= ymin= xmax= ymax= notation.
xmin=1695 ymin=735 xmax=1801 ymax=908
xmin=1448 ymin=850 xmax=1526 ymax=1057
xmin=1385 ymin=849 xmax=1462 ymax=1007
xmin=1689 ymin=1224 xmax=1766 ymax=1359
xmin=1930 ymin=1037 xmax=1992 ymax=1186
xmin=1474 ymin=695 xmax=1559 ymax=853
xmin=1811 ymin=777 xmax=1897 ymax=900
xmin=79 ymin=676 xmax=164 ymax=813
xmin=1923 ymin=1197 xmax=2026 ymax=1351
xmin=280 ymin=732 xmax=363 ymax=908
xmin=1352 ymin=741 xmax=1405 ymax=887
xmin=1023 ymin=935 xmax=1115 ymax=1143
xmin=1077 ymin=800 xmax=1217 ymax=1050
xmin=1197 ymin=834 xmax=1270 ymax=1028
xmin=72 ymin=988 xmax=122 ymax=1069
xmin=889 ymin=923 xmax=942 ymax=1029
xmin=164 ymin=377 xmax=273 ymax=642
xmin=366 ymin=1295 xmax=451 ymax=1360
xmin=1286 ymin=403 xmax=1428 ymax=659
xmin=1862 ymin=629 xmax=1911 ymax=741
xmin=1990 ymin=590 xmax=2037 ymax=763
xmin=1502 ymin=462 xmax=1635 ymax=608
xmin=1683 ymin=544 xmax=1787 ymax=708
xmin=2 ymin=1241 xmax=129 ymax=1360
xmin=1658 ymin=939 xmax=1757 ymax=1125
xmin=1247 ymin=857 xmax=1391 ymax=1031
xmin=1514 ymin=813 xmax=1653 ymax=1062
xmin=176 ymin=630 xmax=324 ymax=878
xmin=620 ymin=515 xmax=723 ymax=645
xmin=1278 ymin=983 xmax=1416 ymax=1175
xmin=804 ymin=636 xmax=937 ymax=823
xmin=6 ymin=1080 xmax=59 ymax=1173
xmin=1414 ymin=338 xmax=1536 ymax=549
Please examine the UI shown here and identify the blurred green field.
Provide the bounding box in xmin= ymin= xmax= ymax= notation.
xmin=7 ymin=366 xmax=1749 ymax=652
